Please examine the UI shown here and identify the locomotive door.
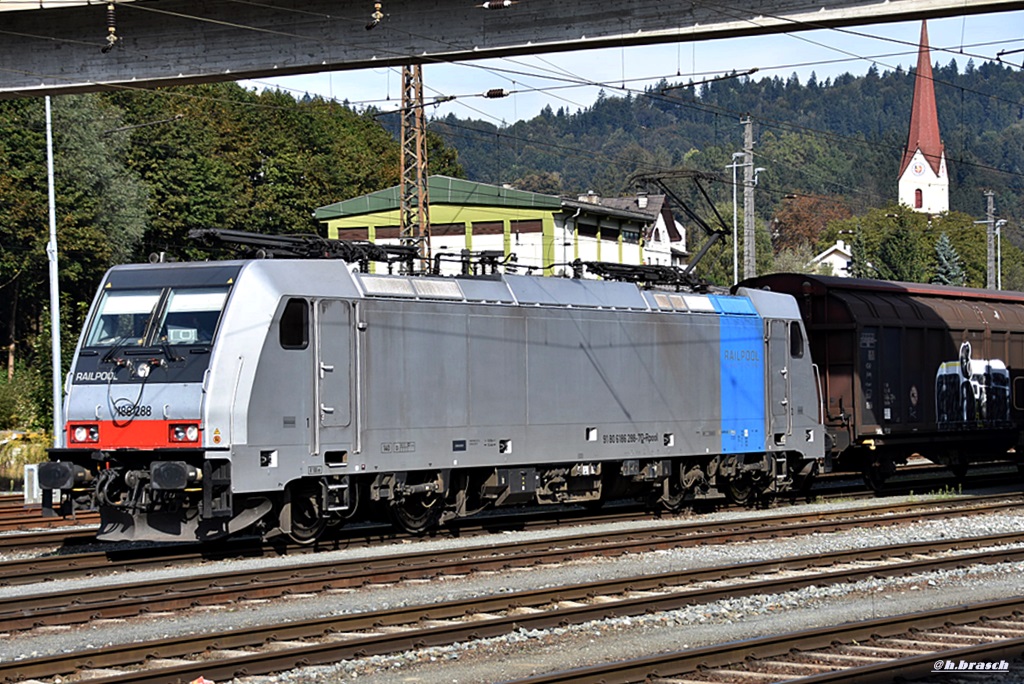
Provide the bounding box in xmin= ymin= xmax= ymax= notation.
xmin=315 ymin=299 xmax=353 ymax=454
xmin=767 ymin=319 xmax=793 ymax=438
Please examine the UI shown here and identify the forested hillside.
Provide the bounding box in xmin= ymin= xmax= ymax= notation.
xmin=0 ymin=83 xmax=461 ymax=428
xmin=1 ymin=62 xmax=1023 ymax=431
xmin=430 ymin=59 xmax=1024 ymax=225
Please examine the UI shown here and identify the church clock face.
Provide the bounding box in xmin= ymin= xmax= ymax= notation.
xmin=912 ymin=162 xmax=925 ymax=176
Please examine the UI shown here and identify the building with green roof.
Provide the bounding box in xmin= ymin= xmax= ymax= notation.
xmin=315 ymin=176 xmax=686 ymax=276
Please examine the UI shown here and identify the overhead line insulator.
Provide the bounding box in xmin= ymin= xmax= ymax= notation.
xmin=101 ymin=2 xmax=119 ymax=53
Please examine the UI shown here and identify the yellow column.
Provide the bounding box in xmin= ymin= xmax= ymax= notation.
xmin=368 ymin=225 xmax=377 ymax=274
xmin=542 ymin=215 xmax=556 ymax=276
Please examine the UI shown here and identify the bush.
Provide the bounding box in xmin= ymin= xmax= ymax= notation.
xmin=0 ymin=366 xmax=42 ymax=430
xmin=0 ymin=431 xmax=49 ymax=485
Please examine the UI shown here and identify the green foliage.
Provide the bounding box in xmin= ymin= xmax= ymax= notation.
xmin=772 ymin=244 xmax=834 ymax=275
xmin=105 ymin=84 xmax=416 ymax=259
xmin=0 ymin=85 xmax=455 ymax=430
xmin=512 ymin=171 xmax=565 ymax=194
xmin=0 ymin=365 xmax=42 ymax=430
xmin=432 ymin=59 xmax=1024 ymax=278
xmin=0 ymin=431 xmax=50 ymax=485
xmin=877 ymin=220 xmax=927 ymax=283
xmin=0 ymin=94 xmax=147 ymax=403
xmin=688 ymin=202 xmax=774 ymax=286
xmin=823 ymin=206 xmax=983 ymax=285
xmin=931 ymin=232 xmax=966 ymax=285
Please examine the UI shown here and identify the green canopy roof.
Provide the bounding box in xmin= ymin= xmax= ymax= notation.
xmin=315 ymin=175 xmax=562 ymax=221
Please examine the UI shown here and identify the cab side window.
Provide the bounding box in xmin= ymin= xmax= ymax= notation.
xmin=790 ymin=321 xmax=805 ymax=358
xmin=280 ymin=298 xmax=309 ymax=349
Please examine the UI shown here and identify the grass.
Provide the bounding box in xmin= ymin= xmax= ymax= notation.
xmin=906 ymin=483 xmax=963 ymax=502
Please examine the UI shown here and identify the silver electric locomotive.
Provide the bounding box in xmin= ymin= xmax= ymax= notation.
xmin=40 ymin=259 xmax=825 ymax=543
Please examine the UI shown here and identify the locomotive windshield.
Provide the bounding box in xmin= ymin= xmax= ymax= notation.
xmin=85 ymin=286 xmax=229 ymax=348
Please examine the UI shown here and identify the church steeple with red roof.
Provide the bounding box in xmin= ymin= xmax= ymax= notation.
xmin=898 ymin=21 xmax=948 ymax=214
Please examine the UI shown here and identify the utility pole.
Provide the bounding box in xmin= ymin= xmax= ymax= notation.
xmin=985 ymin=190 xmax=996 ymax=290
xmin=726 ymin=152 xmax=745 ymax=286
xmin=399 ymin=64 xmax=431 ymax=272
xmin=45 ymin=96 xmax=63 ymax=448
xmin=742 ymin=117 xmax=755 ymax=280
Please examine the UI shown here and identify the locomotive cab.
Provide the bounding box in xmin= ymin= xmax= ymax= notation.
xmin=39 ymin=262 xmax=249 ymax=541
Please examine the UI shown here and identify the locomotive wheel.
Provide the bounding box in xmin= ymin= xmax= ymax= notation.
xmin=656 ymin=483 xmax=686 ymax=513
xmin=725 ymin=476 xmax=753 ymax=505
xmin=287 ymin=483 xmax=327 ymax=545
xmin=389 ymin=473 xmax=444 ymax=534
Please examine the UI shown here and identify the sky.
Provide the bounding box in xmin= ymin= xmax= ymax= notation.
xmin=239 ymin=11 xmax=1024 ymax=127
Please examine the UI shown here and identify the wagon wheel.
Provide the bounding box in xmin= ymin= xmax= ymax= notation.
xmin=862 ymin=465 xmax=890 ymax=493
xmin=287 ymin=481 xmax=327 ymax=545
xmin=389 ymin=473 xmax=444 ymax=534
xmin=864 ymin=450 xmax=897 ymax=493
xmin=947 ymin=452 xmax=970 ymax=482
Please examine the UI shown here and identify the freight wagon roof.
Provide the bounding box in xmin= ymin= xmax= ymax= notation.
xmin=740 ymin=273 xmax=1024 ymax=330
xmin=739 ymin=273 xmax=1024 ymax=304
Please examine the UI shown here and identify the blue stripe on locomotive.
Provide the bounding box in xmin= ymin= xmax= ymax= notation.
xmin=710 ymin=295 xmax=766 ymax=454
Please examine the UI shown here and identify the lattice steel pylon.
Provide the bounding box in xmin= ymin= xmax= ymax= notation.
xmin=399 ymin=64 xmax=431 ymax=272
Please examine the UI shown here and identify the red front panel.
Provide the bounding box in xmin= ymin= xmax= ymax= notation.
xmin=65 ymin=420 xmax=201 ymax=450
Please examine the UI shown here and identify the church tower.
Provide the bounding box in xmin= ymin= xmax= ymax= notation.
xmin=898 ymin=21 xmax=948 ymax=214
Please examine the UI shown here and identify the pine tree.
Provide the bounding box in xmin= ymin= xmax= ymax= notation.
xmin=931 ymin=232 xmax=966 ymax=286
xmin=876 ymin=222 xmax=927 ymax=283
xmin=847 ymin=228 xmax=873 ymax=279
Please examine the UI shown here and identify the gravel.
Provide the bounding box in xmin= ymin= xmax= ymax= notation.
xmin=3 ymin=489 xmax=1024 ymax=683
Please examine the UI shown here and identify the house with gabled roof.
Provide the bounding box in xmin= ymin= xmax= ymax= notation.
xmin=314 ymin=176 xmax=688 ymax=276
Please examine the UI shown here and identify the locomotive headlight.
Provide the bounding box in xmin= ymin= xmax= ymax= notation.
xmin=169 ymin=423 xmax=200 ymax=443
xmin=70 ymin=425 xmax=99 ymax=444
xmin=135 ymin=362 xmax=151 ymax=378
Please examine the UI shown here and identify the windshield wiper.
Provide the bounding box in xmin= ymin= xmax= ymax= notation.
xmin=100 ymin=336 xmax=129 ymax=366
xmin=158 ymin=341 xmax=183 ymax=365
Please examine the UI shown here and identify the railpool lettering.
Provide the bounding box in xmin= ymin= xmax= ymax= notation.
xmin=75 ymin=371 xmax=117 ymax=382
xmin=723 ymin=349 xmax=760 ymax=362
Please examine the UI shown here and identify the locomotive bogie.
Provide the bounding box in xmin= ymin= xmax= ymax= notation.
xmin=43 ymin=261 xmax=825 ymax=542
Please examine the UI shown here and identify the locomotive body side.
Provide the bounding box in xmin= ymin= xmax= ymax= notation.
xmin=740 ymin=273 xmax=1024 ymax=483
xmin=41 ymin=261 xmax=824 ymax=542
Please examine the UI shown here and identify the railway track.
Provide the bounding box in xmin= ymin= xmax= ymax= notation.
xmin=3 ymin=498 xmax=1022 ymax=632
xmin=2 ymin=493 xmax=1022 ymax=589
xmin=0 ymin=508 xmax=98 ymax=533
xmin=0 ymin=493 xmax=100 ymax=533
xmin=4 ymin=528 xmax=1024 ymax=683
xmin=504 ymin=598 xmax=1024 ymax=683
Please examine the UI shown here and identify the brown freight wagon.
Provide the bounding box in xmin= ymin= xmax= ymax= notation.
xmin=739 ymin=273 xmax=1024 ymax=486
